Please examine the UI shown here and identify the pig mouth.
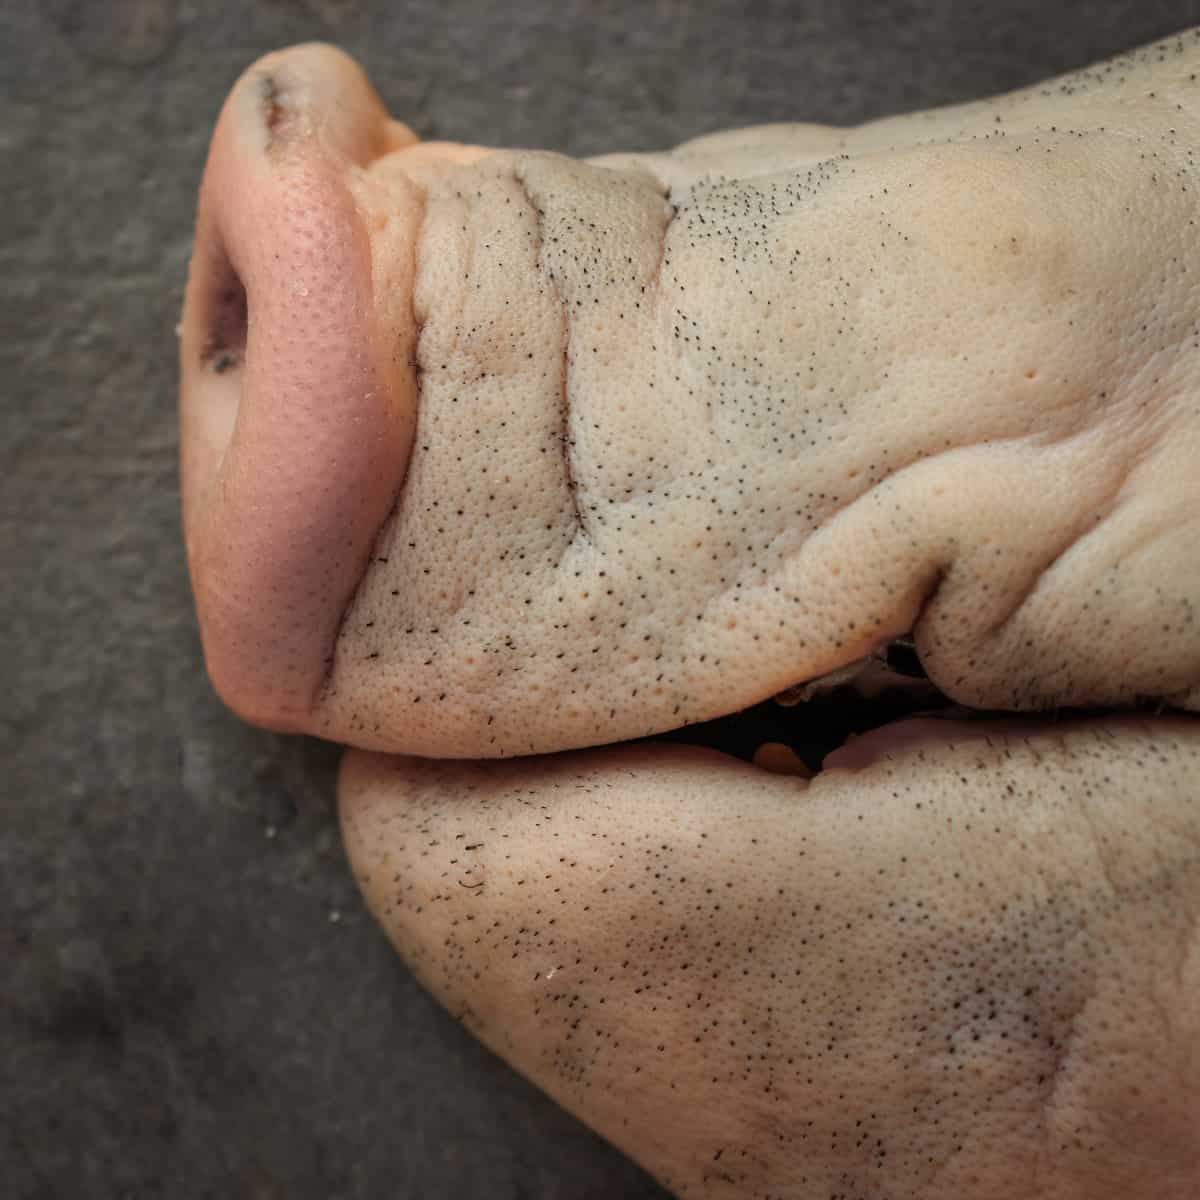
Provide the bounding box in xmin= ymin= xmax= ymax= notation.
xmin=646 ymin=637 xmax=1030 ymax=775
xmin=627 ymin=634 xmax=1186 ymax=778
xmin=179 ymin=46 xmax=1198 ymax=780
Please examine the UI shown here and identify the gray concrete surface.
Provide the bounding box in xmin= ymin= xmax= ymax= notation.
xmin=3 ymin=2 xmax=1198 ymax=1196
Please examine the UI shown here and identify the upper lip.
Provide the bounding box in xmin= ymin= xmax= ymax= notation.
xmin=180 ymin=46 xmax=1200 ymax=764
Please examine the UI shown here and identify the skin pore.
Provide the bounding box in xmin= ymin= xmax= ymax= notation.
xmin=180 ymin=30 xmax=1200 ymax=1199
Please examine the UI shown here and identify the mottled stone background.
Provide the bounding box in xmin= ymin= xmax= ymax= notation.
xmin=3 ymin=2 xmax=1198 ymax=1196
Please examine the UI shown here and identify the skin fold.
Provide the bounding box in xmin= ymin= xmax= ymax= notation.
xmin=179 ymin=31 xmax=1200 ymax=1200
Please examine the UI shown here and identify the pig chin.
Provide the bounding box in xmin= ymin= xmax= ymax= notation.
xmin=180 ymin=43 xmax=1200 ymax=781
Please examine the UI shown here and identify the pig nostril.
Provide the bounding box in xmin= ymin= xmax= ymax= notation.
xmin=200 ymin=245 xmax=248 ymax=375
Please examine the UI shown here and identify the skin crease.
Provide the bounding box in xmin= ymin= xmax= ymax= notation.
xmin=178 ymin=32 xmax=1200 ymax=1200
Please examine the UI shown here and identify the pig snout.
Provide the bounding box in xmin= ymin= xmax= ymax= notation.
xmin=179 ymin=45 xmax=421 ymax=730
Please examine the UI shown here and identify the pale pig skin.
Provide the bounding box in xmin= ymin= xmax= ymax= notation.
xmin=179 ymin=31 xmax=1200 ymax=1200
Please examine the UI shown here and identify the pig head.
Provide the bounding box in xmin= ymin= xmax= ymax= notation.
xmin=180 ymin=35 xmax=1200 ymax=1200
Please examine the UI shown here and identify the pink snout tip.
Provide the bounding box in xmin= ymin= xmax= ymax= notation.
xmin=179 ymin=45 xmax=418 ymax=729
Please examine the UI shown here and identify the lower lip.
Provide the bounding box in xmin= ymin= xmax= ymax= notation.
xmin=820 ymin=714 xmax=1058 ymax=770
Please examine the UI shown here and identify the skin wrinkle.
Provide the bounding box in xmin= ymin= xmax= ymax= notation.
xmin=1034 ymin=930 xmax=1102 ymax=1163
xmin=1153 ymin=929 xmax=1197 ymax=1101
xmin=646 ymin=182 xmax=678 ymax=303
xmin=512 ymin=166 xmax=592 ymax=546
xmin=445 ymin=184 xmax=473 ymax=368
xmin=314 ymin=182 xmax=432 ymax=705
xmin=409 ymin=188 xmax=430 ymax=385
xmin=972 ymin=433 xmax=1134 ymax=645
xmin=1173 ymin=908 xmax=1200 ymax=1085
xmin=314 ymin=182 xmax=432 ymax=707
xmin=1035 ymin=785 xmax=1200 ymax=1186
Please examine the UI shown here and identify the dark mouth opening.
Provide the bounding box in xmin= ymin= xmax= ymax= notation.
xmin=638 ymin=637 xmax=1152 ymax=776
